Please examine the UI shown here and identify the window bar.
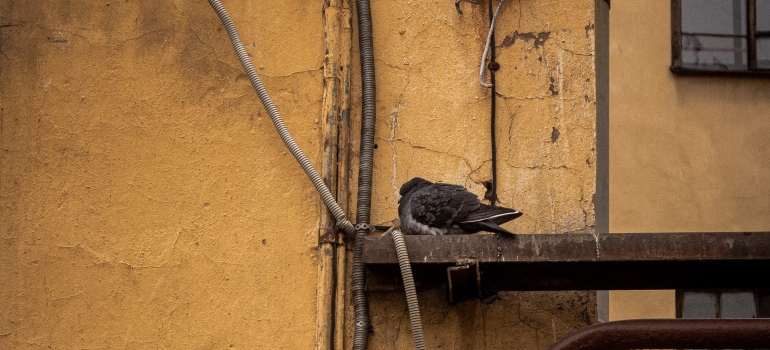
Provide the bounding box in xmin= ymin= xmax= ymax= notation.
xmin=749 ymin=0 xmax=758 ymax=69
xmin=680 ymin=32 xmax=746 ymax=38
xmin=734 ymin=0 xmax=745 ymax=66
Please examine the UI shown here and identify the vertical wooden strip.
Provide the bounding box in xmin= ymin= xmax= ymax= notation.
xmin=334 ymin=1 xmax=353 ymax=349
xmin=317 ymin=0 xmax=345 ymax=349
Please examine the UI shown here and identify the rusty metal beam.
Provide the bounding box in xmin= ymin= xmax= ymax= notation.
xmin=548 ymin=318 xmax=770 ymax=350
xmin=363 ymin=232 xmax=770 ymax=293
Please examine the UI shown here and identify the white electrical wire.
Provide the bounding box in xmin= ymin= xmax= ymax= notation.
xmin=479 ymin=0 xmax=507 ymax=88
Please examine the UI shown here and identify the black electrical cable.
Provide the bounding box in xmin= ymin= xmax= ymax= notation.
xmin=489 ymin=0 xmax=498 ymax=207
xmin=352 ymin=0 xmax=377 ymax=349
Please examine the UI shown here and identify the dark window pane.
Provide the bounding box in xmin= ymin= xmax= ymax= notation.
xmin=682 ymin=35 xmax=748 ymax=69
xmin=682 ymin=292 xmax=718 ymax=318
xmin=720 ymin=292 xmax=756 ymax=318
xmin=759 ymin=38 xmax=770 ymax=68
xmin=758 ymin=292 xmax=770 ymax=318
xmin=758 ymin=0 xmax=770 ymax=32
xmin=682 ymin=0 xmax=746 ymax=35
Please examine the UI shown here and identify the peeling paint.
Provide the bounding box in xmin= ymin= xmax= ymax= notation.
xmin=500 ymin=30 xmax=552 ymax=49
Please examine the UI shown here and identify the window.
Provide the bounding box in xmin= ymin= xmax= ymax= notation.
xmin=677 ymin=290 xmax=770 ymax=349
xmin=671 ymin=0 xmax=770 ymax=74
xmin=678 ymin=290 xmax=770 ymax=318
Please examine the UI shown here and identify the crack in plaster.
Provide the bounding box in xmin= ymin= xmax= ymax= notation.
xmin=384 ymin=73 xmax=412 ymax=196
xmin=376 ymin=16 xmax=480 ymax=71
xmin=415 ymin=18 xmax=479 ymax=41
xmin=390 ymin=307 xmax=408 ymax=350
xmin=120 ymin=28 xmax=174 ymax=43
xmin=552 ymin=41 xmax=593 ymax=57
xmin=193 ymin=39 xmax=240 ymax=75
xmin=0 ymin=92 xmax=4 ymax=151
xmin=374 ymin=57 xmax=431 ymax=72
xmin=258 ymin=69 xmax=321 ymax=79
xmin=387 ymin=103 xmax=402 ymax=197
xmin=28 ymin=22 xmax=91 ymax=45
xmin=199 ymin=249 xmax=249 ymax=267
xmin=495 ymin=92 xmax=582 ymax=101
xmin=173 ymin=1 xmax=248 ymax=75
xmin=557 ymin=50 xmax=564 ymax=114
xmin=387 ymin=138 xmax=474 ymax=173
xmin=466 ymin=160 xmax=489 ymax=186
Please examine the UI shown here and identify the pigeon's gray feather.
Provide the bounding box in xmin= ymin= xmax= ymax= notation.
xmin=398 ymin=177 xmax=522 ymax=235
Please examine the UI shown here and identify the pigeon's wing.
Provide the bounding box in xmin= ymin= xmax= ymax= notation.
xmin=410 ymin=184 xmax=481 ymax=228
xmin=458 ymin=204 xmax=522 ymax=234
xmin=462 ymin=204 xmax=522 ymax=225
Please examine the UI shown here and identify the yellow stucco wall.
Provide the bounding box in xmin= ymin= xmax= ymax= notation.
xmin=610 ymin=1 xmax=770 ymax=233
xmin=608 ymin=1 xmax=770 ymax=320
xmin=1 ymin=0 xmax=599 ymax=349
xmin=0 ymin=1 xmax=326 ymax=348
xmin=353 ymin=0 xmax=599 ymax=349
xmin=360 ymin=1 xmax=597 ymax=235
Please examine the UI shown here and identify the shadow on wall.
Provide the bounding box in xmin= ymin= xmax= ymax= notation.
xmin=368 ymin=289 xmax=597 ymax=350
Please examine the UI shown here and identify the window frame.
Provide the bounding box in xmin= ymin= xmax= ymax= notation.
xmin=676 ymin=289 xmax=770 ymax=319
xmin=671 ymin=0 xmax=770 ymax=76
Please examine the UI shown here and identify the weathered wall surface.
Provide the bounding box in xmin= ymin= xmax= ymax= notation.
xmin=608 ymin=2 xmax=770 ymax=321
xmin=1 ymin=0 xmax=598 ymax=349
xmin=358 ymin=0 xmax=597 ymax=235
xmin=1 ymin=1 xmax=326 ymax=348
xmin=351 ymin=0 xmax=598 ymax=349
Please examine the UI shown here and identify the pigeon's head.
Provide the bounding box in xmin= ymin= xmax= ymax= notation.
xmin=399 ymin=177 xmax=433 ymax=196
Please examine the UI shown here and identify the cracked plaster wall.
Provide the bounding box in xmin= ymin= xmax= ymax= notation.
xmin=1 ymin=1 xmax=326 ymax=348
xmin=0 ymin=0 xmax=597 ymax=349
xmin=347 ymin=1 xmax=598 ymax=349
xmin=353 ymin=0 xmax=597 ymax=236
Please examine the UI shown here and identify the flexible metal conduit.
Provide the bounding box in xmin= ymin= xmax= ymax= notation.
xmin=389 ymin=228 xmax=427 ymax=350
xmin=352 ymin=0 xmax=377 ymax=349
xmin=206 ymin=0 xmax=355 ymax=237
xmin=209 ymin=1 xmax=377 ymax=347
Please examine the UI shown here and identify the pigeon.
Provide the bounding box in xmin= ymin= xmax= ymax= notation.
xmin=398 ymin=177 xmax=523 ymax=235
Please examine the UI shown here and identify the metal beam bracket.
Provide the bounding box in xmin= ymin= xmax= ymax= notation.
xmin=447 ymin=258 xmax=482 ymax=304
xmin=363 ymin=232 xmax=770 ymax=296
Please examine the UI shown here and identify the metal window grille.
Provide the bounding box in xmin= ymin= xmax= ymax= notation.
xmin=671 ymin=0 xmax=770 ymax=75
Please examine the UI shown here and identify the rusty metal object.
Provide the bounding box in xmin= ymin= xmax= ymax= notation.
xmin=363 ymin=232 xmax=770 ymax=293
xmin=455 ymin=0 xmax=481 ymax=15
xmin=446 ymin=258 xmax=482 ymax=304
xmin=549 ymin=318 xmax=770 ymax=350
xmin=318 ymin=228 xmax=341 ymax=244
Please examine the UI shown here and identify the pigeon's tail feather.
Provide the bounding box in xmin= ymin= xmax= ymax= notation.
xmin=458 ymin=220 xmax=514 ymax=235
xmin=462 ymin=204 xmax=522 ymax=225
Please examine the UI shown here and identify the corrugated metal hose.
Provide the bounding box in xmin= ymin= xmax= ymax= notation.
xmin=206 ymin=0 xmax=356 ymax=237
xmin=352 ymin=0 xmax=377 ymax=348
xmin=388 ymin=227 xmax=427 ymax=350
xmin=207 ymin=2 xmax=428 ymax=350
